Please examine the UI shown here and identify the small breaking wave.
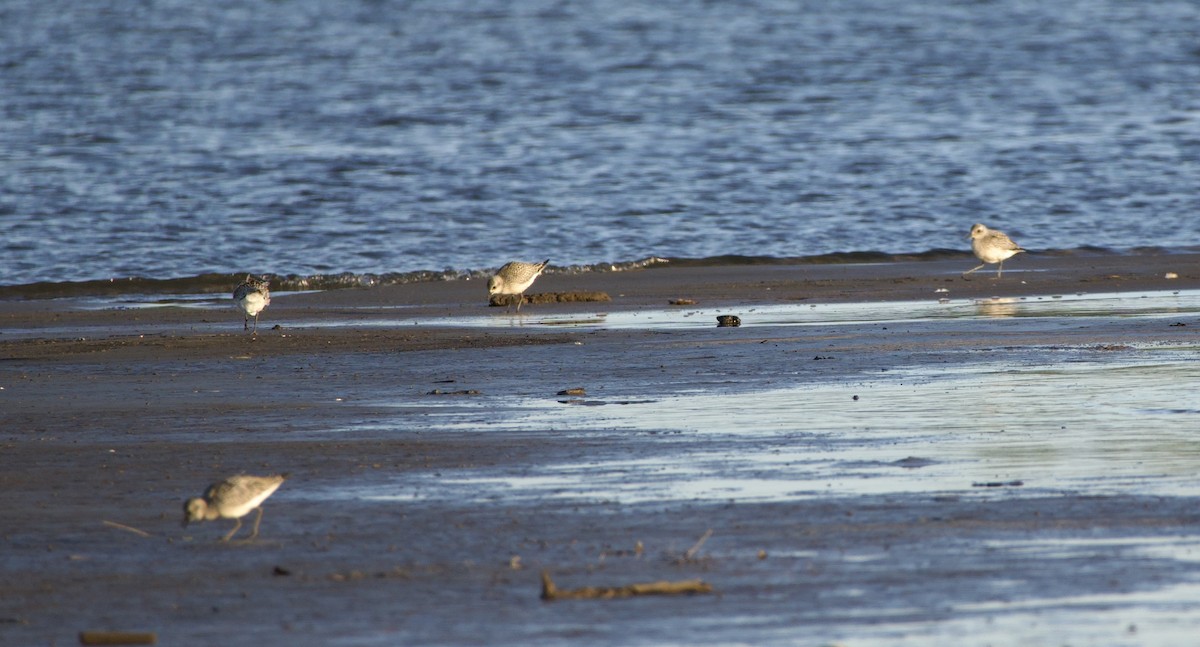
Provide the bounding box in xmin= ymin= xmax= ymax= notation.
xmin=0 ymin=247 xmax=1188 ymax=300
xmin=0 ymin=257 xmax=672 ymax=300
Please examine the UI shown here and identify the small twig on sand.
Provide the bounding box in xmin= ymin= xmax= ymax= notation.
xmin=102 ymin=520 xmax=152 ymax=538
xmin=684 ymin=529 xmax=713 ymax=561
xmin=540 ymin=570 xmax=713 ymax=601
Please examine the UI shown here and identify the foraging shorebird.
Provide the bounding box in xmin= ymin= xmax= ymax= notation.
xmin=488 ymin=259 xmax=549 ymax=312
xmin=183 ymin=474 xmax=287 ymax=542
xmin=233 ymin=274 xmax=271 ymax=333
xmin=963 ymin=223 xmax=1025 ymax=279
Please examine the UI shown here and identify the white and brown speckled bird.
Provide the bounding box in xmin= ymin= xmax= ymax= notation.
xmin=963 ymin=223 xmax=1025 ymax=279
xmin=183 ymin=474 xmax=287 ymax=542
xmin=233 ymin=274 xmax=271 ymax=333
xmin=488 ymin=259 xmax=549 ymax=312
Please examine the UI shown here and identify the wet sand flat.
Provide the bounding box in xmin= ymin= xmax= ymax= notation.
xmin=2 ymin=255 xmax=1200 ymax=646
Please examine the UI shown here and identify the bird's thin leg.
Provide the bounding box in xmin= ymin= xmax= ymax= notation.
xmin=962 ymin=263 xmax=986 ymax=279
xmin=244 ymin=316 xmax=249 ymax=331
xmin=249 ymin=507 xmax=264 ymax=540
xmin=222 ymin=518 xmax=243 ymax=542
xmin=515 ymin=293 xmax=523 ymax=313
xmin=252 ymin=314 xmax=259 ymax=335
xmin=996 ymin=261 xmax=1004 ymax=278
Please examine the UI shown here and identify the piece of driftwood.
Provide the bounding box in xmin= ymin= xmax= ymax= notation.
xmin=540 ymin=570 xmax=713 ymax=601
xmin=489 ymin=291 xmax=611 ymax=307
xmin=78 ymin=631 xmax=157 ymax=645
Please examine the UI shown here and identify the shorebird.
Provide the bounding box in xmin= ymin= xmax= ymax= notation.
xmin=963 ymin=223 xmax=1025 ymax=279
xmin=183 ymin=474 xmax=288 ymax=542
xmin=488 ymin=259 xmax=549 ymax=312
xmin=233 ymin=274 xmax=271 ymax=333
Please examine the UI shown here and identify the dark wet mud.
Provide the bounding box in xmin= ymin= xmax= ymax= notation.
xmin=2 ymin=260 xmax=1199 ymax=645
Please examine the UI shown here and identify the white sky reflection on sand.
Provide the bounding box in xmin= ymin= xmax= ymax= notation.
xmin=483 ymin=289 xmax=1200 ymax=330
xmin=365 ymin=349 xmax=1199 ymax=505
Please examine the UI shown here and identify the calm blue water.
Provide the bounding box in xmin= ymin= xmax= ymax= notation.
xmin=2 ymin=0 xmax=1198 ymax=289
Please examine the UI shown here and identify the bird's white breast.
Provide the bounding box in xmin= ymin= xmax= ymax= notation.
xmin=237 ymin=292 xmax=268 ymax=316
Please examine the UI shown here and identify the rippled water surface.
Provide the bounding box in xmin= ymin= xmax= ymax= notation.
xmin=2 ymin=0 xmax=1199 ymax=285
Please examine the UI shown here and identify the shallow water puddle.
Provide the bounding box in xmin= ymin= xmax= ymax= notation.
xmin=73 ymin=290 xmax=320 ymax=310
xmin=436 ymin=288 xmax=1200 ymax=330
xmin=349 ymin=348 xmax=1200 ymax=504
xmin=97 ymin=287 xmax=1194 ymax=334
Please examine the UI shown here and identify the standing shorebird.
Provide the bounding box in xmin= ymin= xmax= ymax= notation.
xmin=963 ymin=223 xmax=1025 ymax=279
xmin=488 ymin=259 xmax=549 ymax=312
xmin=183 ymin=474 xmax=288 ymax=542
xmin=233 ymin=274 xmax=271 ymax=333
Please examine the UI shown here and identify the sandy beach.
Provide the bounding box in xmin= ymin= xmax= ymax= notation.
xmin=3 ymin=253 xmax=1200 ymax=646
